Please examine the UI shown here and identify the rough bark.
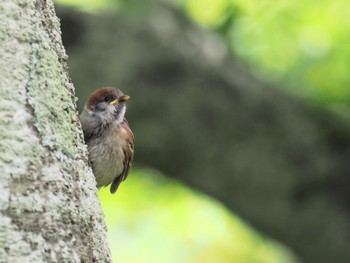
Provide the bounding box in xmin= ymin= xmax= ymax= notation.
xmin=0 ymin=0 xmax=111 ymax=262
xmin=57 ymin=3 xmax=350 ymax=263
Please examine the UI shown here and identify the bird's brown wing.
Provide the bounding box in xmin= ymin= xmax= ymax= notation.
xmin=120 ymin=119 xmax=135 ymax=182
xmin=110 ymin=119 xmax=135 ymax=194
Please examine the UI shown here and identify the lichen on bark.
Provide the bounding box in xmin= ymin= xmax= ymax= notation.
xmin=0 ymin=0 xmax=112 ymax=262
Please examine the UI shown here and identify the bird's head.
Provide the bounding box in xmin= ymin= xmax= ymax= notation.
xmin=85 ymin=87 xmax=130 ymax=124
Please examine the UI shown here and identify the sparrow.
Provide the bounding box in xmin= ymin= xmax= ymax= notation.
xmin=79 ymin=87 xmax=134 ymax=194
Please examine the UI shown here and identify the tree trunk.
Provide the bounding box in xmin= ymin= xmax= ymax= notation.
xmin=0 ymin=0 xmax=111 ymax=262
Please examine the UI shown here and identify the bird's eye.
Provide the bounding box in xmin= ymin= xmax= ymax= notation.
xmin=104 ymin=96 xmax=111 ymax=102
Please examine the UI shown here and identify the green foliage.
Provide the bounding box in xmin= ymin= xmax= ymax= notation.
xmin=57 ymin=0 xmax=112 ymax=11
xmin=182 ymin=0 xmax=350 ymax=113
xmin=99 ymin=169 xmax=298 ymax=263
xmin=56 ymin=0 xmax=350 ymax=113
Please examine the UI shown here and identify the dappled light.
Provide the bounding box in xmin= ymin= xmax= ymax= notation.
xmin=99 ymin=170 xmax=298 ymax=263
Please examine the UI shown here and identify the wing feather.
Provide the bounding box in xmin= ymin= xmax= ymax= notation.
xmin=110 ymin=119 xmax=134 ymax=194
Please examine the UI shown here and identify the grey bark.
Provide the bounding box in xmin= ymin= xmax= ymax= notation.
xmin=0 ymin=0 xmax=111 ymax=262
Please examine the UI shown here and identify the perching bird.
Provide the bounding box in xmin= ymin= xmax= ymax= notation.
xmin=80 ymin=87 xmax=134 ymax=194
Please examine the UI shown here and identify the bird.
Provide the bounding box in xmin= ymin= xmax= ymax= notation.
xmin=79 ymin=87 xmax=134 ymax=194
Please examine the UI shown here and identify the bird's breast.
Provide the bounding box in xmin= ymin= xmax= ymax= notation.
xmin=88 ymin=123 xmax=127 ymax=188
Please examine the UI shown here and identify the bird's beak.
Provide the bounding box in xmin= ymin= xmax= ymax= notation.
xmin=110 ymin=95 xmax=130 ymax=105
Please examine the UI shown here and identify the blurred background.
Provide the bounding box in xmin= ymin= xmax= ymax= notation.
xmin=55 ymin=0 xmax=350 ymax=262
